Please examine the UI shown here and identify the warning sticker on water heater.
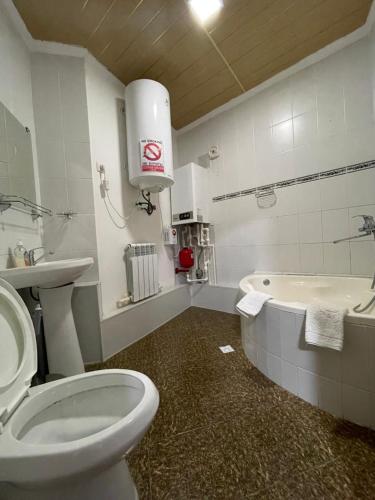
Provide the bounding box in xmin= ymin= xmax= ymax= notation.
xmin=140 ymin=139 xmax=164 ymax=173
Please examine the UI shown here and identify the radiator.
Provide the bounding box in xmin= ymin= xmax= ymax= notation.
xmin=126 ymin=243 xmax=159 ymax=303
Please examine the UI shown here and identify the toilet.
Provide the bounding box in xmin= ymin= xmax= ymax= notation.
xmin=0 ymin=278 xmax=159 ymax=500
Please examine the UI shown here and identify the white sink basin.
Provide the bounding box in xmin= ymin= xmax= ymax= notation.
xmin=0 ymin=257 xmax=94 ymax=377
xmin=0 ymin=258 xmax=93 ymax=289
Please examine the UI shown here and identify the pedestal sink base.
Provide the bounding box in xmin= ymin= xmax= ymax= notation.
xmin=0 ymin=258 xmax=93 ymax=376
xmin=39 ymin=284 xmax=84 ymax=376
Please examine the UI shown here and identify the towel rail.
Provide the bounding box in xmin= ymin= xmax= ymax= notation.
xmin=0 ymin=193 xmax=52 ymax=220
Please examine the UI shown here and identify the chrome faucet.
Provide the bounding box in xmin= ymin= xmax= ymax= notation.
xmin=27 ymin=246 xmax=54 ymax=266
xmin=333 ymin=215 xmax=375 ymax=314
xmin=353 ymin=272 xmax=375 ymax=313
xmin=333 ymin=215 xmax=375 ymax=244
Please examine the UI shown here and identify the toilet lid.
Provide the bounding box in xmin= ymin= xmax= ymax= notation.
xmin=0 ymin=278 xmax=37 ymax=428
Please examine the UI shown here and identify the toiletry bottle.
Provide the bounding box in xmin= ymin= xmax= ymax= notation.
xmin=13 ymin=240 xmax=27 ymax=268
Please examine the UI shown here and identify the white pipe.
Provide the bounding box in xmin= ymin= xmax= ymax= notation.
xmin=186 ymin=276 xmax=209 ymax=284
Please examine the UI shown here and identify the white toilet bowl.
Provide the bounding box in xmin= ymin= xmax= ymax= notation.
xmin=0 ymin=278 xmax=159 ymax=500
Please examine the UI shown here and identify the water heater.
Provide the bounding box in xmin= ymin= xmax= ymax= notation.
xmin=125 ymin=79 xmax=174 ymax=193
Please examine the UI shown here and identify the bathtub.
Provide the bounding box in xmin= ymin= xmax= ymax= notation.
xmin=239 ymin=273 xmax=375 ymax=429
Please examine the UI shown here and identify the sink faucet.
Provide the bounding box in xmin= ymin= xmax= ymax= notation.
xmin=333 ymin=215 xmax=375 ymax=244
xmin=27 ymin=246 xmax=54 ymax=266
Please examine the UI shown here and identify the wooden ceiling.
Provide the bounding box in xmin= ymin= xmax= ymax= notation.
xmin=14 ymin=0 xmax=372 ymax=129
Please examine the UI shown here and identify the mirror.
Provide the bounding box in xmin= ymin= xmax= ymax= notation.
xmin=0 ymin=101 xmax=41 ymax=269
xmin=0 ymin=102 xmax=36 ymax=203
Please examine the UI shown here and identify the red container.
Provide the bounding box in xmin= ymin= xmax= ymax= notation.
xmin=179 ymin=247 xmax=194 ymax=268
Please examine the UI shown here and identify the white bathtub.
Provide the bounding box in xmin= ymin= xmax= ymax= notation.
xmin=239 ymin=273 xmax=375 ymax=429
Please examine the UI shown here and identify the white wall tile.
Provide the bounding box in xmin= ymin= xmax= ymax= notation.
xmin=280 ymin=312 xmax=299 ymax=364
xmin=300 ymin=244 xmax=324 ymax=274
xmin=36 ymin=138 xmax=65 ymax=179
xmin=177 ymin=35 xmax=375 ymax=286
xmin=277 ymin=214 xmax=299 ymax=244
xmin=322 ymin=208 xmax=349 ymax=242
xmin=255 ymin=244 xmax=280 ymax=272
xmin=350 ymin=241 xmax=375 ymax=276
xmin=298 ymin=368 xmax=319 ymax=406
xmin=292 ymin=68 xmax=317 ymax=116
xmin=318 ymin=377 xmax=342 ymax=417
xmin=257 ymin=346 xmax=268 ymax=377
xmin=271 ymin=84 xmax=292 ymax=125
xmin=31 ymin=53 xmax=62 ymax=141
xmin=317 ymin=85 xmax=345 ymax=138
xmin=265 ymin=305 xmax=281 ymax=356
xmin=0 ymin=163 xmax=9 ymax=181
xmin=342 ymin=324 xmax=371 ymax=390
xmin=298 ymin=212 xmax=322 ymax=243
xmin=271 ymin=119 xmax=293 ymax=154
xmin=296 ymin=181 xmax=321 ymax=213
xmin=59 ymin=56 xmax=90 ymax=143
xmin=345 ymin=80 xmax=374 ymax=131
xmin=348 ymin=169 xmax=375 ymax=207
xmin=282 ymin=360 xmax=299 ymax=395
xmin=342 ymin=384 xmax=371 ymax=427
xmin=67 ymin=178 xmax=95 ymax=214
xmin=293 ymin=143 xmax=319 ymax=177
xmin=319 ymin=175 xmax=348 ymax=210
xmin=323 ymin=242 xmax=350 ymax=275
xmin=266 ymin=352 xmax=282 ymax=385
xmin=66 ymin=141 xmax=92 ymax=179
xmin=298 ymin=335 xmax=341 ymax=381
xmin=278 ymin=244 xmax=300 ymax=273
xmin=39 ymin=178 xmax=68 ymax=213
xmin=271 ymin=185 xmax=298 ymax=216
xmin=293 ymin=111 xmax=317 ymax=147
xmin=0 ymin=138 xmax=8 ymax=162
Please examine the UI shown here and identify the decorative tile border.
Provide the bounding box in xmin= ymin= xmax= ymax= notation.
xmin=212 ymin=159 xmax=375 ymax=203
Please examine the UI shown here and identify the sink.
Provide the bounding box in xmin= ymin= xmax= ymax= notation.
xmin=0 ymin=258 xmax=93 ymax=289
xmin=0 ymin=258 xmax=94 ymax=377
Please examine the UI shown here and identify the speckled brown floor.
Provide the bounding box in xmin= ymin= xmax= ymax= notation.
xmin=89 ymin=307 xmax=375 ymax=499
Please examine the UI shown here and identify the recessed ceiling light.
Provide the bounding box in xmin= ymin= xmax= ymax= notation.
xmin=188 ymin=0 xmax=224 ymax=24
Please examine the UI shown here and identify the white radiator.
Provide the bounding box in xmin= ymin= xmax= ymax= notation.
xmin=126 ymin=243 xmax=159 ymax=303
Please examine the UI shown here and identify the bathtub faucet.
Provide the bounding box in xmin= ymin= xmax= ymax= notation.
xmin=333 ymin=215 xmax=375 ymax=244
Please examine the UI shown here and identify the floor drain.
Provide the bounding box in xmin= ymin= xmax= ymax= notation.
xmin=219 ymin=345 xmax=235 ymax=353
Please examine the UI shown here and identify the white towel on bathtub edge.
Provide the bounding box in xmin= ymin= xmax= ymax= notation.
xmin=236 ymin=291 xmax=273 ymax=318
xmin=305 ymin=303 xmax=347 ymax=351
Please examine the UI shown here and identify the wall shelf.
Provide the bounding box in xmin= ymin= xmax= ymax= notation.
xmin=0 ymin=193 xmax=52 ymax=221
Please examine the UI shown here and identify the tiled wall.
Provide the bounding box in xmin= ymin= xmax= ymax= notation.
xmin=177 ymin=36 xmax=375 ymax=286
xmin=85 ymin=56 xmax=176 ymax=316
xmin=242 ymin=307 xmax=375 ymax=429
xmin=31 ymin=53 xmax=98 ymax=282
xmin=0 ymin=4 xmax=42 ymax=268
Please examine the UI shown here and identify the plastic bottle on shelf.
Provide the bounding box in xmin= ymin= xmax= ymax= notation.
xmin=13 ymin=240 xmax=27 ymax=268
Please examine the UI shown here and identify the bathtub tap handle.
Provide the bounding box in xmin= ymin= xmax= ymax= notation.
xmin=333 ymin=215 xmax=375 ymax=243
xmin=352 ymin=214 xmax=375 ymax=233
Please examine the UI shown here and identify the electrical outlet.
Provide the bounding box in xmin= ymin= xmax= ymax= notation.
xmin=209 ymin=145 xmax=220 ymax=160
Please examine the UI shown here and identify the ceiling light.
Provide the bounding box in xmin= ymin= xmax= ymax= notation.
xmin=188 ymin=0 xmax=223 ymax=24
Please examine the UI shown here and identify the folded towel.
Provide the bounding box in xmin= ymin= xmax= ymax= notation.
xmin=236 ymin=291 xmax=273 ymax=317
xmin=305 ymin=303 xmax=347 ymax=351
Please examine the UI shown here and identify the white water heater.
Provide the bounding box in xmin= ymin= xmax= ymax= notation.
xmin=125 ymin=79 xmax=174 ymax=193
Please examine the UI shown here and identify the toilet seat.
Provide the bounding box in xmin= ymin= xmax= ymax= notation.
xmin=0 ymin=278 xmax=37 ymax=427
xmin=0 ymin=278 xmax=159 ymax=487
